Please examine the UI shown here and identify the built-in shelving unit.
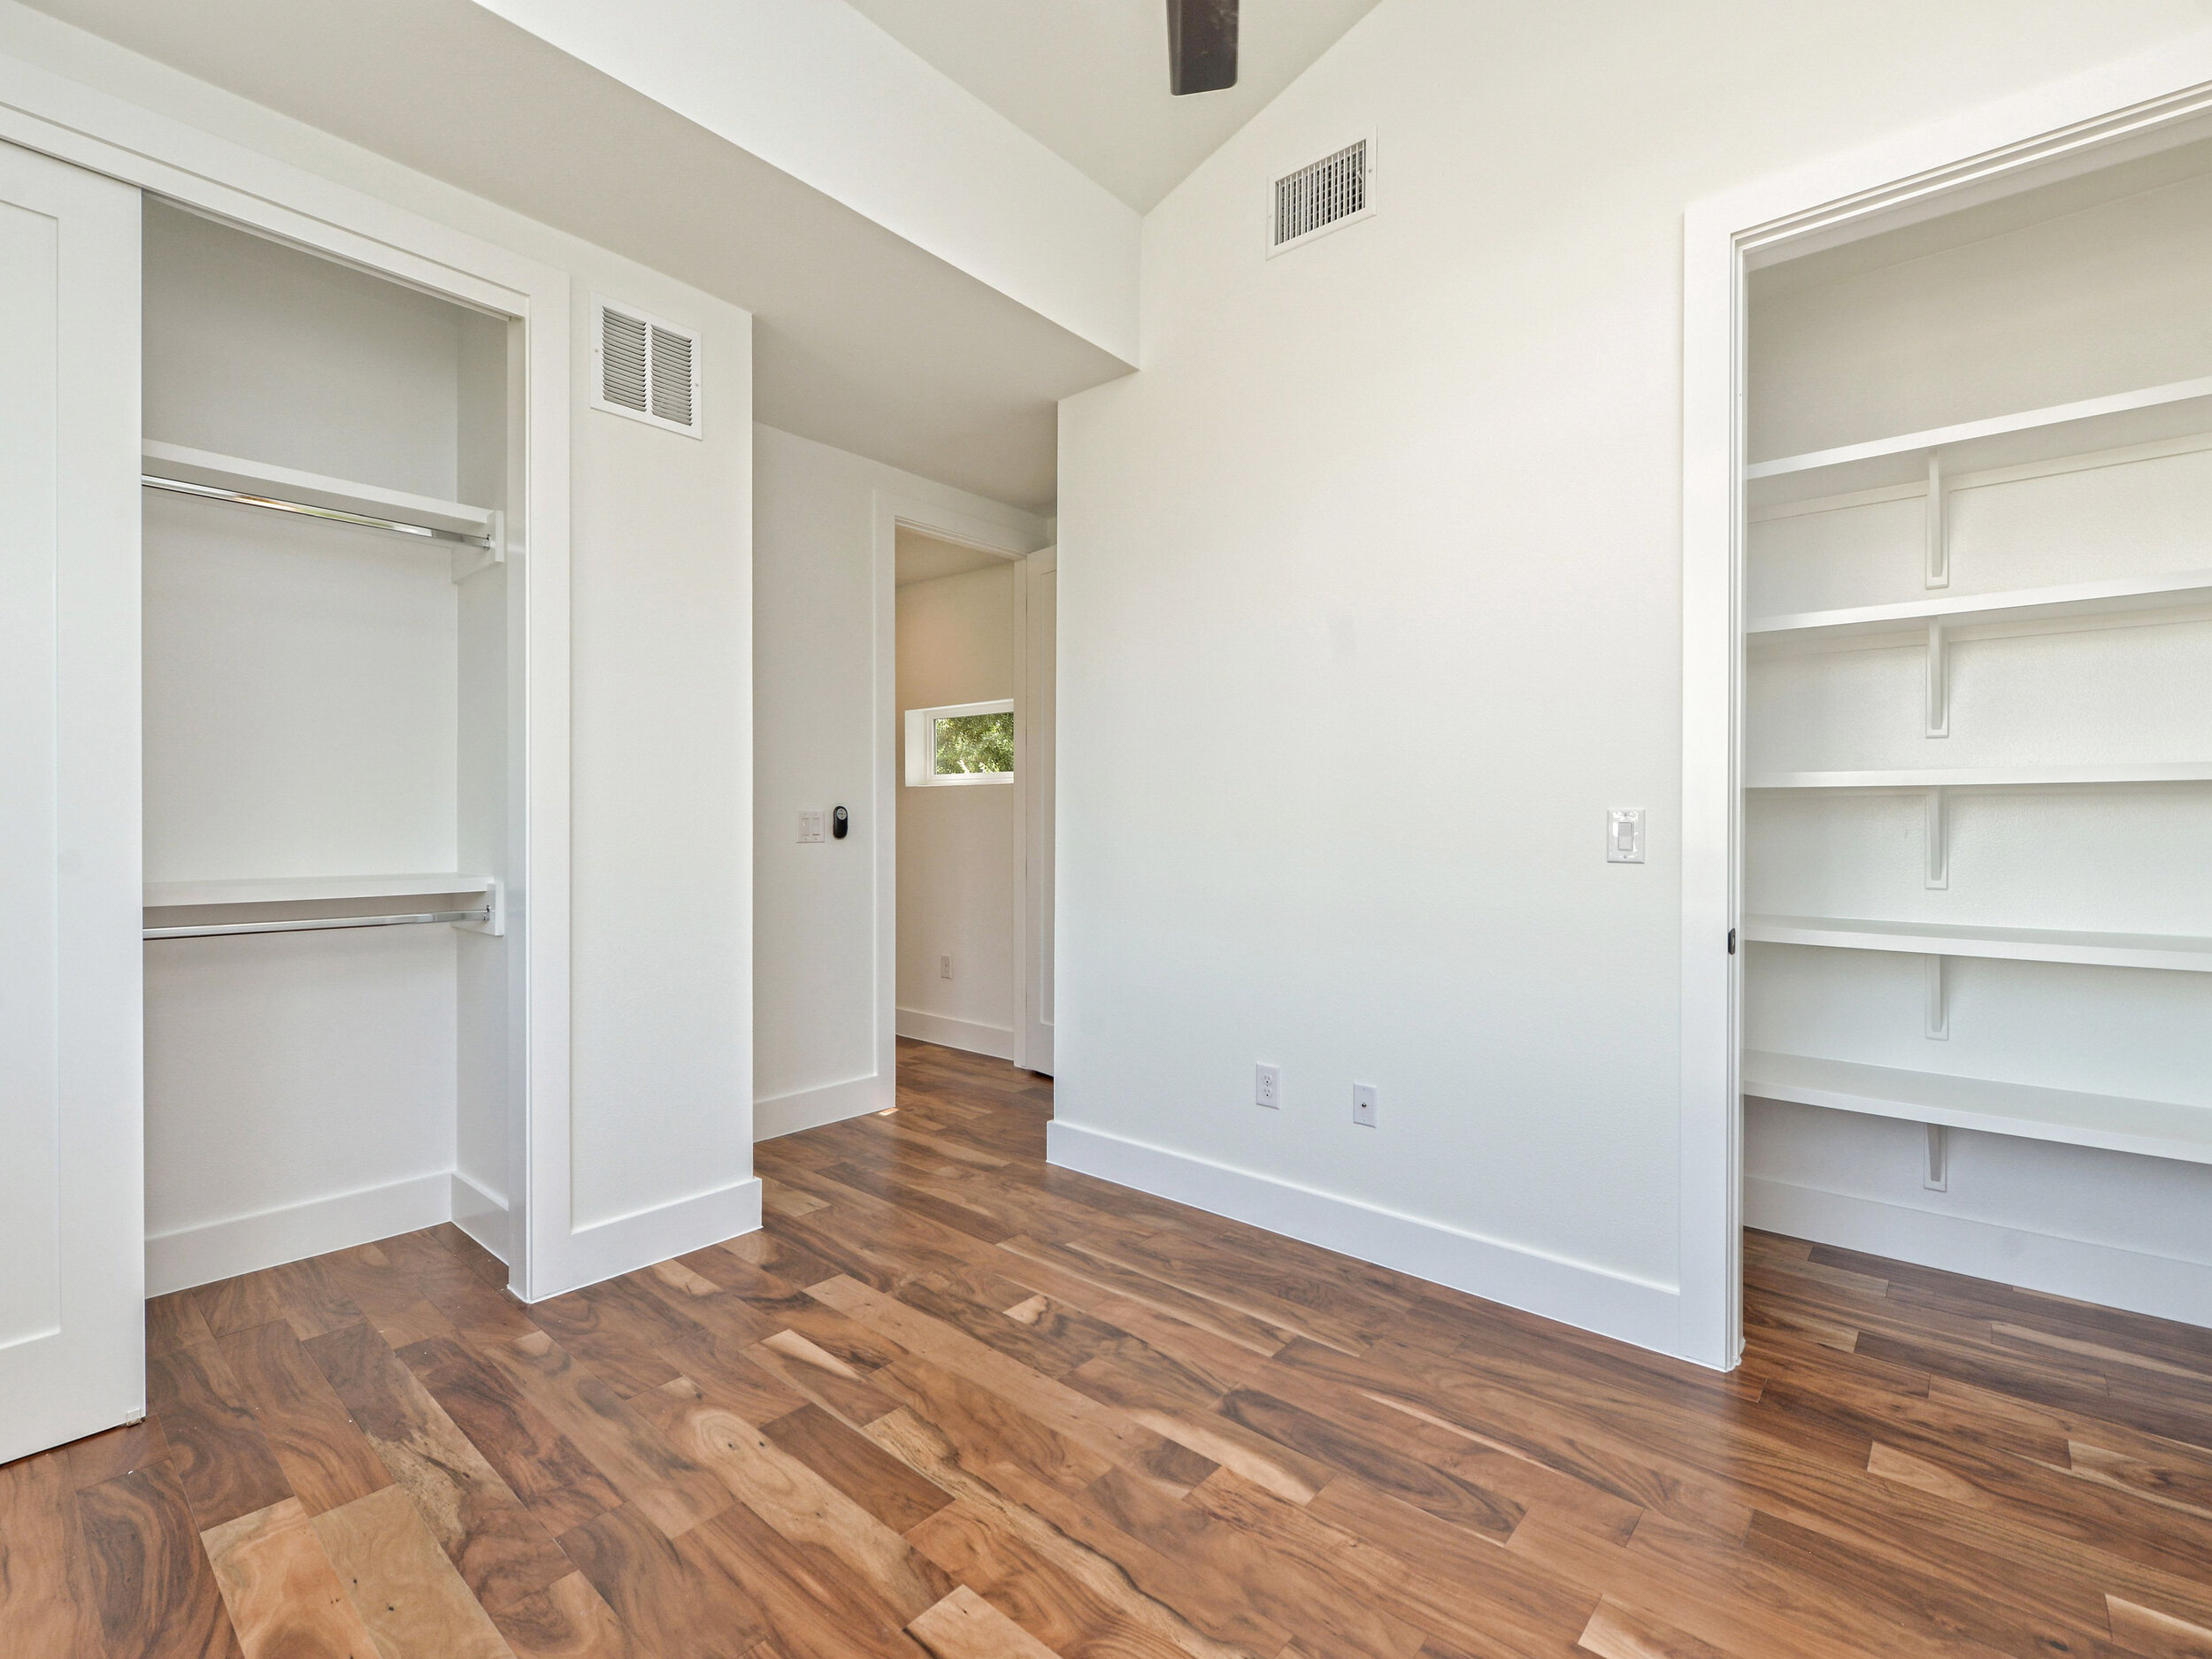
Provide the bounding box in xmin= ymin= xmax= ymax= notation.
xmin=1748 ymin=568 xmax=2212 ymax=642
xmin=1745 ymin=374 xmax=2212 ymax=504
xmin=1747 ymin=763 xmax=2212 ymax=791
xmin=1743 ymin=914 xmax=2212 ymax=973
xmin=1742 ymin=1052 xmax=2212 ymax=1166
xmin=144 ymin=872 xmax=496 ymax=909
xmin=142 ymin=441 xmax=502 ymax=580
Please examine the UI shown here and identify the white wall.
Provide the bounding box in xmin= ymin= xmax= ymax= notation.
xmin=1743 ymin=152 xmax=2212 ymax=1324
xmin=896 ymin=561 xmax=1018 ymax=1056
xmin=0 ymin=14 xmax=759 ymax=1291
xmin=1053 ymin=0 xmax=2212 ymax=1356
xmin=752 ymin=424 xmax=1044 ymax=1136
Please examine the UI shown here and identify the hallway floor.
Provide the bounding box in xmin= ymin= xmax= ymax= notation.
xmin=4 ymin=1038 xmax=2212 ymax=1656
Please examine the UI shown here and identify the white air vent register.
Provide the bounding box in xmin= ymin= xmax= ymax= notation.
xmin=1271 ymin=135 xmax=1374 ymax=255
xmin=593 ymin=296 xmax=702 ymax=437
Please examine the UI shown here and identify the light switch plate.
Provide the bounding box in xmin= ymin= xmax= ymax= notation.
xmin=798 ymin=810 xmax=826 ymax=843
xmin=1607 ymin=809 xmax=1645 ymax=864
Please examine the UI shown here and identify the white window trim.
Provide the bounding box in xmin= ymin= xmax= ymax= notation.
xmin=905 ymin=699 xmax=1014 ymax=787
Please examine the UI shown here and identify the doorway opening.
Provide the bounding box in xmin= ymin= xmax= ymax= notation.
xmin=893 ymin=525 xmax=1056 ymax=1077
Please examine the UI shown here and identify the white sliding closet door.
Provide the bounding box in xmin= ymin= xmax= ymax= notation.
xmin=0 ymin=141 xmax=142 ymax=1464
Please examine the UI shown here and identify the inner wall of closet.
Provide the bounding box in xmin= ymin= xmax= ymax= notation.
xmin=1741 ymin=142 xmax=2212 ymax=1316
xmin=142 ymin=200 xmax=515 ymax=1290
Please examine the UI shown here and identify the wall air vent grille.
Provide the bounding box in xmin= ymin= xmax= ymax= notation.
xmin=593 ymin=296 xmax=702 ymax=437
xmin=1271 ymin=137 xmax=1372 ymax=254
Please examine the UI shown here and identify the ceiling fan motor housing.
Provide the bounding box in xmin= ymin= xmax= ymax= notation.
xmin=1167 ymin=0 xmax=1239 ymax=95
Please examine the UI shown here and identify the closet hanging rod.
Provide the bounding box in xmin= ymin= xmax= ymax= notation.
xmin=141 ymin=473 xmax=495 ymax=548
xmin=144 ymin=906 xmax=491 ymax=941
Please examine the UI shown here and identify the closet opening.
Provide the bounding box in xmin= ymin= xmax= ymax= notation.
xmin=1737 ymin=132 xmax=2212 ymax=1330
xmin=893 ymin=524 xmax=1055 ymax=1078
xmin=140 ymin=198 xmax=527 ymax=1297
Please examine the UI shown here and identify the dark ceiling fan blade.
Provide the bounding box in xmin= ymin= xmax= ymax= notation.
xmin=1166 ymin=0 xmax=1238 ymax=95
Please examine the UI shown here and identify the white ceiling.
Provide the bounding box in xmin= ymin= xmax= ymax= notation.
xmin=896 ymin=526 xmax=1015 ymax=588
xmin=22 ymin=0 xmax=1125 ymax=510
xmin=842 ymin=0 xmax=1385 ymax=211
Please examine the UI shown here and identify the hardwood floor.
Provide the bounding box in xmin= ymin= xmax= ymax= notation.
xmin=6 ymin=1036 xmax=2212 ymax=1656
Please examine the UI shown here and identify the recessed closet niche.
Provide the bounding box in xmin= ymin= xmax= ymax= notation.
xmin=1740 ymin=141 xmax=2212 ymax=1307
xmin=141 ymin=199 xmax=517 ymax=1287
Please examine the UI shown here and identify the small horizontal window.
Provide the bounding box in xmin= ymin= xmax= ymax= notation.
xmin=904 ymin=700 xmax=1013 ymax=787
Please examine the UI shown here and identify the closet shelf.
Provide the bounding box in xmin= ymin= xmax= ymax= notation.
xmin=1747 ymin=762 xmax=2212 ymax=791
xmin=144 ymin=873 xmax=496 ymax=910
xmin=1745 ymin=375 xmax=2212 ymax=505
xmin=1747 ymin=568 xmax=2212 ymax=641
xmin=1742 ymin=913 xmax=2212 ymax=972
xmin=142 ymin=441 xmax=498 ymax=547
xmin=1743 ymin=1051 xmax=2212 ymax=1165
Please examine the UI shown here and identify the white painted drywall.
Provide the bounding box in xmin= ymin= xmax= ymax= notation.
xmin=751 ymin=424 xmax=1044 ymax=1131
xmin=14 ymin=29 xmax=761 ymax=1282
xmin=1743 ymin=152 xmax=2212 ymax=1322
xmin=1053 ymin=0 xmax=2212 ymax=1355
xmin=896 ymin=562 xmax=1018 ymax=1057
xmin=467 ymin=0 xmax=1139 ymax=363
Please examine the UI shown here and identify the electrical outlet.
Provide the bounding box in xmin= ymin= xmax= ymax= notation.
xmin=1255 ymin=1064 xmax=1280 ymax=1109
xmin=1352 ymin=1083 xmax=1379 ymax=1127
xmin=797 ymin=810 xmax=826 ymax=843
xmin=940 ymin=954 xmax=953 ymax=980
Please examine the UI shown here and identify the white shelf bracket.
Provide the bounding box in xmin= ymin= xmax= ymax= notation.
xmin=1924 ymin=452 xmax=1948 ymax=589
xmin=1924 ymin=620 xmax=1949 ymax=739
xmin=1923 ymin=1123 xmax=1950 ymax=1191
xmin=451 ymin=508 xmax=504 ymax=583
xmin=1924 ymin=953 xmax=1948 ymax=1041
xmin=1924 ymin=787 xmax=1948 ymax=890
xmin=453 ymin=877 xmax=505 ymax=936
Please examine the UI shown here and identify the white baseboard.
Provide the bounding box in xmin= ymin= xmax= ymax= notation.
xmin=1047 ymin=1121 xmax=1681 ymax=1356
xmin=545 ymin=1178 xmax=764 ymax=1300
xmin=147 ymin=1171 xmax=451 ymax=1297
xmin=895 ymin=1007 xmax=1014 ymax=1060
xmin=755 ymin=1071 xmax=893 ymax=1141
xmin=1747 ymin=1175 xmax=2212 ymax=1330
xmin=449 ymin=1171 xmax=510 ymax=1265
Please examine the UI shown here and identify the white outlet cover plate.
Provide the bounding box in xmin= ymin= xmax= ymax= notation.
xmin=1353 ymin=1083 xmax=1379 ymax=1126
xmin=1256 ymin=1064 xmax=1280 ymax=1108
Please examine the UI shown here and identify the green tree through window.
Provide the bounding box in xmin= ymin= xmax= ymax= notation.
xmin=935 ymin=711 xmax=1013 ymax=774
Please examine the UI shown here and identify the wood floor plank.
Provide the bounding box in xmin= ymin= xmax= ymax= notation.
xmin=215 ymin=1322 xmax=391 ymax=1516
xmin=75 ymin=1456 xmax=243 ymax=1659
xmin=905 ymin=1585 xmax=1061 ymax=1659
xmin=761 ymin=1401 xmax=955 ymax=1533
xmin=145 ymin=1342 xmax=296 ymax=1530
xmin=396 ymin=1333 xmax=626 ymax=1535
xmin=634 ymin=1377 xmax=952 ymax=1621
xmin=0 ymin=1445 xmax=108 ymax=1659
xmin=472 ymin=1329 xmax=732 ymax=1539
xmin=199 ymin=1497 xmax=382 ymax=1659
xmin=303 ymin=1320 xmax=574 ymax=1614
xmin=485 ymin=1571 xmax=635 ymax=1659
xmin=557 ymin=1501 xmax=765 ymax=1659
xmin=311 ymin=1484 xmax=515 ymax=1659
xmin=19 ymin=1040 xmax=2212 ymax=1659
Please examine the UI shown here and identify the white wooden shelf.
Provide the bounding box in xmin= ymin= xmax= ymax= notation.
xmin=1743 ymin=1051 xmax=2212 ymax=1165
xmin=142 ymin=442 xmax=500 ymax=577
xmin=144 ymin=873 xmax=496 ymax=910
xmin=1747 ymin=762 xmax=2212 ymax=791
xmin=1742 ymin=913 xmax=2212 ymax=972
xmin=1748 ymin=568 xmax=2212 ymax=642
xmin=1745 ymin=375 xmax=2212 ymax=504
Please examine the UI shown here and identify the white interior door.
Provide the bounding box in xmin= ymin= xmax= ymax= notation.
xmin=0 ymin=141 xmax=143 ymax=1464
xmin=1021 ymin=549 xmax=1056 ymax=1073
